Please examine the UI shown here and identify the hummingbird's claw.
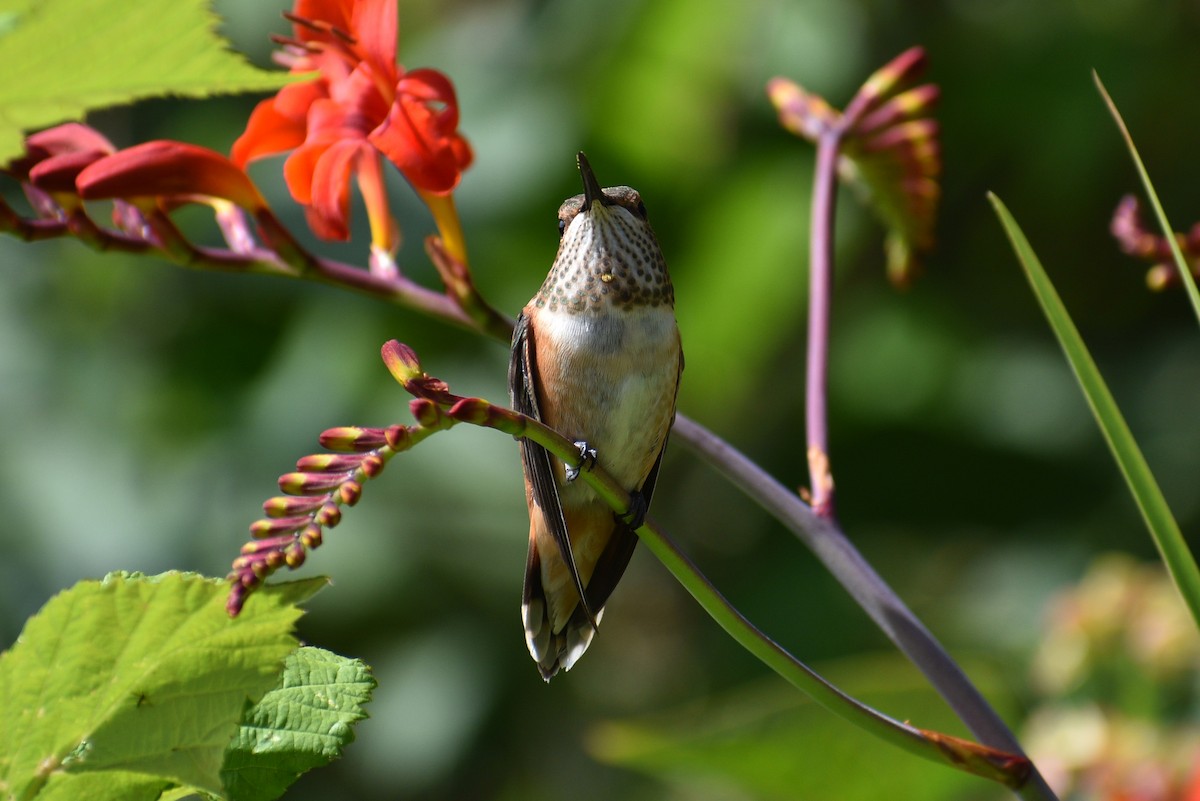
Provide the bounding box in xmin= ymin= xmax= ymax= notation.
xmin=620 ymin=490 xmax=649 ymax=530
xmin=565 ymin=440 xmax=597 ymax=482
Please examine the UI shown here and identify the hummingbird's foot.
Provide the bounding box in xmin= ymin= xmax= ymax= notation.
xmin=620 ymin=490 xmax=649 ymax=530
xmin=565 ymin=440 xmax=597 ymax=482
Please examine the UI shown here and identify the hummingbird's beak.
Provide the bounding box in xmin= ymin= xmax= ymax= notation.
xmin=577 ymin=151 xmax=607 ymax=212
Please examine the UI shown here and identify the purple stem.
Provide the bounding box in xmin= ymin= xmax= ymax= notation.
xmin=0 ymin=203 xmax=508 ymax=335
xmin=806 ymin=131 xmax=841 ymax=516
xmin=783 ymin=97 xmax=1057 ymax=799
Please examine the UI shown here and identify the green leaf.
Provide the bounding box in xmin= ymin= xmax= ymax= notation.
xmin=0 ymin=571 xmax=326 ymax=801
xmin=0 ymin=0 xmax=295 ymax=165
xmin=221 ymin=647 xmax=375 ymax=801
xmin=989 ymin=193 xmax=1200 ymax=631
xmin=1093 ymin=72 xmax=1200 ymax=323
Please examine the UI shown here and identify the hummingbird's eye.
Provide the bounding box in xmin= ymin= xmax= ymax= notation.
xmin=558 ymin=218 xmax=567 ymax=238
xmin=635 ymin=200 xmax=648 ymax=219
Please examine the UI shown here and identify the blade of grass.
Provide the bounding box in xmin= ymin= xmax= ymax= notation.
xmin=1093 ymin=71 xmax=1200 ymax=321
xmin=989 ymin=193 xmax=1200 ymax=630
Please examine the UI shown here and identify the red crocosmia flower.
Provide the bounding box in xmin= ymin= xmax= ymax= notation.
xmin=370 ymin=68 xmax=472 ymax=195
xmin=232 ymin=0 xmax=472 ymax=255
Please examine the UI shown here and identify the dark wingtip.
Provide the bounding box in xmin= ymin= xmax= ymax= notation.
xmin=577 ymin=151 xmax=606 ymax=212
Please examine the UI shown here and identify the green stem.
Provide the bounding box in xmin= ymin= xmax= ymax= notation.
xmin=439 ymin=390 xmax=1033 ymax=791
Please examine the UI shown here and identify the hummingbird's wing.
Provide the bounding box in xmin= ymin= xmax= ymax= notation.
xmin=509 ymin=313 xmax=597 ymax=627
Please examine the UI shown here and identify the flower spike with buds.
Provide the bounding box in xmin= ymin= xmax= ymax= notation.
xmin=1110 ymin=194 xmax=1200 ymax=290
xmin=765 ymin=48 xmax=942 ymax=517
xmin=228 ymin=341 xmax=483 ymax=615
xmin=769 ymin=46 xmax=941 ymax=287
xmin=227 ymin=424 xmax=399 ymax=615
xmin=228 ymin=340 xmax=604 ymax=615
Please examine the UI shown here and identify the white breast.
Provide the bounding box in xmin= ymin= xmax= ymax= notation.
xmin=535 ymin=305 xmax=680 ymax=492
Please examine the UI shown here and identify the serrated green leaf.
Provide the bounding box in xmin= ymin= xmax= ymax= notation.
xmin=220 ymin=646 xmax=374 ymax=801
xmin=0 ymin=0 xmax=294 ymax=164
xmin=0 ymin=571 xmax=326 ymax=801
xmin=989 ymin=193 xmax=1200 ymax=632
xmin=38 ymin=769 xmax=169 ymax=801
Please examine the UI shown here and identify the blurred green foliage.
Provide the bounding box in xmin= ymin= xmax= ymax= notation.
xmin=2 ymin=0 xmax=1200 ymax=798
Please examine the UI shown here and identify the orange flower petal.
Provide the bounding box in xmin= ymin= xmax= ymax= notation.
xmin=283 ymin=141 xmax=326 ymax=205
xmin=307 ymin=139 xmax=369 ymax=240
xmin=232 ymin=79 xmax=331 ymax=168
xmin=350 ymin=0 xmax=397 ymax=77
xmin=370 ymin=68 xmax=471 ymax=194
xmin=293 ymin=0 xmax=354 ymax=43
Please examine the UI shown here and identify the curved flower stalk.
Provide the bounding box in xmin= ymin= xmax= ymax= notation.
xmin=0 ymin=122 xmax=139 ymax=249
xmin=227 ymin=341 xmax=478 ymax=615
xmin=769 ymin=46 xmax=941 ymax=288
xmin=765 ymin=47 xmax=942 ymax=518
xmin=229 ymin=421 xmax=431 ymax=615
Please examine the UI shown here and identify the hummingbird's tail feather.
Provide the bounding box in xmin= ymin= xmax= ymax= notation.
xmin=522 ymin=569 xmax=603 ymax=681
xmin=521 ymin=508 xmax=639 ymax=681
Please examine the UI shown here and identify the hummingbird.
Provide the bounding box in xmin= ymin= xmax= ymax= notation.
xmin=509 ymin=152 xmax=683 ymax=681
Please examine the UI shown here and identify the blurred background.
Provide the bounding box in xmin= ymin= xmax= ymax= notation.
xmin=3 ymin=0 xmax=1200 ymax=798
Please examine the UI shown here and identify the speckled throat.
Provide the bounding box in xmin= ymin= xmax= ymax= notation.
xmin=532 ymin=186 xmax=673 ymax=314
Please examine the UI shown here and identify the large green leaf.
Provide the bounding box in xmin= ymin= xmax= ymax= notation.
xmin=221 ymin=646 xmax=375 ymax=801
xmin=0 ymin=0 xmax=293 ymax=164
xmin=0 ymin=571 xmax=325 ymax=801
xmin=990 ymin=193 xmax=1200 ymax=631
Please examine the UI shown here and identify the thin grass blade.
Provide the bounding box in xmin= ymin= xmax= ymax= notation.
xmin=989 ymin=192 xmax=1200 ymax=629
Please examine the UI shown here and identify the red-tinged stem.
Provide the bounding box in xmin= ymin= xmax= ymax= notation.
xmin=806 ymin=129 xmax=840 ymax=516
xmin=425 ymin=236 xmax=514 ymax=341
xmin=0 ymin=201 xmax=501 ymax=334
xmin=188 ymin=240 xmax=489 ymax=331
xmin=307 ymin=254 xmax=500 ymax=331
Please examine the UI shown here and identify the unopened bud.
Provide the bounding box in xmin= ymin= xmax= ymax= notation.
xmin=300 ymin=524 xmax=324 ymax=548
xmin=263 ymin=495 xmax=328 ymax=517
xmin=320 ymin=426 xmax=388 ymax=452
xmin=278 ymin=471 xmax=353 ymax=495
xmin=338 ymin=481 xmax=362 ymax=506
xmin=410 ymin=398 xmax=442 ymax=427
xmin=296 ymin=453 xmax=365 ymax=472
xmin=249 ymin=516 xmax=310 ymax=538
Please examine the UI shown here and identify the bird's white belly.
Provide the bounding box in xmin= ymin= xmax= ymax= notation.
xmin=535 ymin=306 xmax=679 ymax=494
